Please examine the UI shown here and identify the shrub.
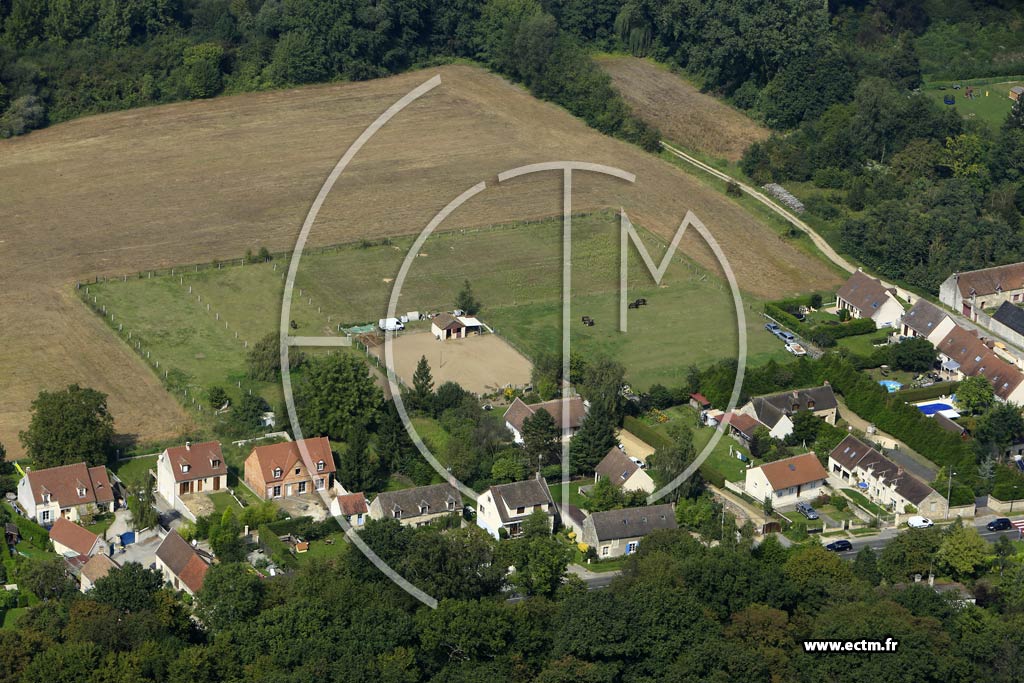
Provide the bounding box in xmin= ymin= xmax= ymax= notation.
xmin=830 ymin=494 xmax=848 ymax=512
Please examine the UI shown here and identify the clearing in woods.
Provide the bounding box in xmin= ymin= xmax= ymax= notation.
xmin=89 ymin=213 xmax=791 ymax=404
xmin=596 ymin=55 xmax=770 ymax=163
xmin=0 ymin=64 xmax=838 ymax=457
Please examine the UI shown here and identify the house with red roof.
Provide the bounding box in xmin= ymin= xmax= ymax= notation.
xmin=49 ymin=517 xmax=107 ymax=558
xmin=330 ymin=492 xmax=369 ymax=527
xmin=155 ymin=530 xmax=211 ymax=596
xmin=743 ymin=452 xmax=829 ymax=506
xmin=244 ymin=437 xmax=336 ymax=500
xmin=17 ymin=462 xmax=115 ymax=526
xmin=156 ymin=441 xmax=227 ymax=517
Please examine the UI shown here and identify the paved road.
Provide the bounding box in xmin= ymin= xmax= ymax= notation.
xmin=661 ymin=140 xmax=1024 ymax=362
xmin=826 ymin=516 xmax=1022 ymax=559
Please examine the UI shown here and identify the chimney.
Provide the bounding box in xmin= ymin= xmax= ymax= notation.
xmin=185 ymin=441 xmax=191 ymax=450
xmin=822 ymin=380 xmax=830 ymax=386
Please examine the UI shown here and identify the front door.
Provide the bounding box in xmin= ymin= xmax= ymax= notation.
xmin=197 ymin=479 xmax=203 ymax=492
xmin=213 ymin=477 xmax=220 ymax=491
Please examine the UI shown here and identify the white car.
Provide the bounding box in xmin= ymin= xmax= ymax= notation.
xmin=785 ymin=342 xmax=807 ymax=356
xmin=907 ymin=516 xmax=934 ymax=529
xmin=629 ymin=456 xmax=646 ymax=469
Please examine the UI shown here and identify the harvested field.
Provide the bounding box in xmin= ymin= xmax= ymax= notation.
xmin=0 ymin=64 xmax=838 ymax=457
xmin=368 ymin=331 xmax=532 ymax=395
xmin=596 ymin=55 xmax=770 ymax=162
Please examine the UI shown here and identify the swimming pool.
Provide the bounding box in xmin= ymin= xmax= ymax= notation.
xmin=878 ymin=380 xmax=902 ymax=393
xmin=916 ymin=401 xmax=960 ymax=418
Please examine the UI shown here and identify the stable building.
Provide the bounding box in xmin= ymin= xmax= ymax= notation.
xmin=430 ymin=313 xmax=483 ymax=340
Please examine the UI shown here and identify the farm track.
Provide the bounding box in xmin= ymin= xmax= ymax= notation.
xmin=0 ymin=64 xmax=841 ymax=457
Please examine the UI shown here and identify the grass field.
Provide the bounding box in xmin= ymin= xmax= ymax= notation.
xmin=923 ymin=81 xmax=1022 ymax=129
xmin=90 ymin=214 xmax=791 ymax=402
xmin=0 ymin=63 xmax=842 ymax=457
xmin=596 ymin=55 xmax=769 ymax=162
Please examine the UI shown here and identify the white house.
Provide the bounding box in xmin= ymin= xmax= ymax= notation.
xmin=476 ymin=479 xmax=556 ymax=539
xmin=594 ymin=446 xmax=655 ymax=494
xmin=156 ymin=441 xmax=228 ymax=516
xmin=828 ymin=436 xmax=946 ymax=516
xmin=17 ymin=462 xmax=115 ymax=526
xmin=836 ymin=270 xmax=904 ymax=328
xmin=504 ymin=396 xmax=586 ymax=444
xmin=901 ymin=299 xmax=955 ymax=346
xmin=743 ymin=452 xmax=829 ymax=506
xmin=739 ymin=385 xmax=838 ymax=441
xmin=580 ymin=504 xmax=676 ymax=559
xmin=330 ymin=492 xmax=369 ymax=528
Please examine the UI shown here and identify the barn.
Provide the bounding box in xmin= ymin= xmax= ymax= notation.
xmin=431 ymin=313 xmax=483 ymax=340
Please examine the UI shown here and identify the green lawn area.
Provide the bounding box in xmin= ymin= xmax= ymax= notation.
xmin=647 ymin=405 xmax=756 ymax=484
xmin=836 ymin=332 xmax=890 ymax=357
xmin=208 ymin=491 xmax=243 ymax=515
xmin=923 ymin=82 xmax=1022 ymax=130
xmin=818 ymin=504 xmax=856 ymax=523
xmin=296 ymin=531 xmax=349 ymax=564
xmin=842 ymin=488 xmax=890 ymax=518
xmin=111 ymin=455 xmax=157 ymax=482
xmin=1 ymin=608 xmax=27 ymax=630
xmin=549 ymin=480 xmax=592 ymax=511
xmin=85 ymin=514 xmax=116 ymax=538
xmin=89 ymin=213 xmax=789 ymax=406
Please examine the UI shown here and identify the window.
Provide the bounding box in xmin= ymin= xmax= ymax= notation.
xmin=419 ymin=504 xmax=429 ymax=515
xmin=42 ymin=510 xmax=50 ymax=522
xmin=316 ymin=460 xmax=325 ymax=472
xmin=626 ymin=542 xmax=638 ymax=555
xmin=393 ymin=508 xmax=402 ymax=519
xmin=298 ymin=482 xmax=307 ymax=494
xmin=315 ymin=478 xmax=324 ymax=491
xmin=272 ymin=468 xmax=282 ymax=479
xmin=272 ymin=486 xmax=281 ymax=498
xmin=211 ymin=459 xmax=220 ymax=469
xmin=447 ymin=499 xmax=456 ymax=511
xmin=295 ymin=467 xmax=301 ymax=475
xmin=516 ymin=506 xmax=525 ymax=515
xmin=181 ymin=464 xmax=190 ymax=473
xmin=601 ymin=546 xmax=609 ymax=556
xmin=77 ymin=487 xmax=87 ymax=498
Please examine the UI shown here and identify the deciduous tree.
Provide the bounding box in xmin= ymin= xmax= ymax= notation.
xmin=20 ymin=384 xmax=115 ymax=468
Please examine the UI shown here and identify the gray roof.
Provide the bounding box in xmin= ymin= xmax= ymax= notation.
xmin=490 ymin=478 xmax=552 ymax=510
xmin=829 ymin=436 xmax=938 ymax=505
xmin=594 ymin=447 xmax=639 ymax=488
xmin=903 ymin=299 xmax=950 ymax=337
xmin=751 ymin=385 xmax=837 ymax=428
xmin=586 ymin=504 xmax=677 ymax=542
xmin=374 ymin=483 xmax=461 ymax=519
xmin=836 ymin=270 xmax=896 ymax=315
xmin=993 ymin=301 xmax=1024 ymax=336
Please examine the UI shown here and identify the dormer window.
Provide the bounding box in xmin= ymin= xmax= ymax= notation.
xmin=77 ymin=487 xmax=86 ymax=498
xmin=807 ymin=400 xmax=815 ymax=409
xmin=316 ymin=460 xmax=325 ymax=472
xmin=447 ymin=498 xmax=456 ymax=511
xmin=419 ymin=503 xmax=429 ymax=515
xmin=181 ymin=464 xmax=190 ymax=474
xmin=392 ymin=506 xmax=402 ymax=519
xmin=211 ymin=459 xmax=220 ymax=469
xmin=792 ymin=403 xmax=800 ymax=411
xmin=273 ymin=467 xmax=282 ymax=479
xmin=43 ymin=493 xmax=50 ymax=503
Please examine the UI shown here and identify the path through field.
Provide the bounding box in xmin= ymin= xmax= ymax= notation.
xmin=0 ymin=64 xmax=841 ymax=457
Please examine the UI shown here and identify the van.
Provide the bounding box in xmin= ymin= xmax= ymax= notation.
xmin=378 ymin=318 xmax=405 ymax=332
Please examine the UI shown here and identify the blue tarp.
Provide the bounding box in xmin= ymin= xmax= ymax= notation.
xmin=120 ymin=531 xmax=135 ymax=546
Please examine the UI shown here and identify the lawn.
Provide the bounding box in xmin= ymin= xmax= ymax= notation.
xmin=85 ymin=514 xmax=116 ymax=538
xmin=647 ymin=405 xmax=756 ymax=484
xmin=296 ymin=531 xmax=349 ymax=564
xmin=923 ymin=82 xmax=1023 ymax=130
xmin=836 ymin=332 xmax=891 ymax=358
xmin=549 ymin=480 xmax=592 ymax=511
xmin=842 ymin=488 xmax=890 ymax=518
xmin=90 ymin=213 xmax=790 ymax=407
xmin=208 ymin=491 xmax=243 ymax=515
xmin=1 ymin=608 xmax=26 ymax=630
xmin=111 ymin=455 xmax=157 ymax=483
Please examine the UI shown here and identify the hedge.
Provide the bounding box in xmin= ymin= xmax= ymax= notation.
xmin=257 ymin=524 xmax=297 ymax=568
xmin=992 ymin=465 xmax=1024 ymax=501
xmin=764 ymin=303 xmax=876 ymax=345
xmin=3 ymin=503 xmax=49 ymax=549
xmin=895 ymin=382 xmax=960 ymax=403
xmin=623 ymin=416 xmax=674 ymax=451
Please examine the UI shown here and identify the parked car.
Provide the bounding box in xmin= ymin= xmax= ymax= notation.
xmin=765 ymin=322 xmax=781 ymax=334
xmin=785 ymin=342 xmax=807 ymax=356
xmin=778 ymin=331 xmax=796 ymax=343
xmin=907 ymin=516 xmax=934 ymax=529
xmin=825 ymin=539 xmax=853 ymax=552
xmin=987 ymin=517 xmax=1012 ymax=531
xmin=629 ymin=456 xmax=646 ymax=469
xmin=795 ymin=501 xmax=819 ymax=520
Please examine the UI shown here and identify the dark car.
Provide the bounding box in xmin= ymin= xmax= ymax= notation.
xmin=987 ymin=518 xmax=1012 ymax=532
xmin=825 ymin=539 xmax=853 ymax=552
xmin=795 ymin=501 xmax=819 ymax=520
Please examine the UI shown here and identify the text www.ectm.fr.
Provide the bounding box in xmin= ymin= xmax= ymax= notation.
xmin=802 ymin=639 xmax=899 ymax=653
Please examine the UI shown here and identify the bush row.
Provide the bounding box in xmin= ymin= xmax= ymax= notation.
xmin=764 ymin=303 xmax=876 ymax=346
xmin=895 ymin=382 xmax=960 ymax=403
xmin=622 ymin=417 xmax=674 ymax=451
xmin=257 ymin=524 xmax=297 ymax=569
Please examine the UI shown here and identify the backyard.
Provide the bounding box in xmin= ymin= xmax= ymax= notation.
xmin=923 ymin=81 xmax=1023 ymax=129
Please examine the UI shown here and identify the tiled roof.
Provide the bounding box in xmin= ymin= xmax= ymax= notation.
xmin=936 ymin=326 xmax=1023 ymax=400
xmin=156 ymin=530 xmax=210 ymax=594
xmin=490 ymin=479 xmax=552 ymax=510
xmin=587 ymin=504 xmax=676 ymax=542
xmin=595 ymin=447 xmax=640 ymax=488
xmin=829 ymin=436 xmax=938 ymax=505
xmin=837 ymin=270 xmax=896 ymax=315
xmin=504 ymin=396 xmax=586 ymax=433
xmin=81 ymin=554 xmax=119 ymax=584
xmin=757 ymin=453 xmax=828 ymax=491
xmin=335 ymin=492 xmax=368 ymax=516
xmin=49 ymin=517 xmax=100 ymax=556
xmin=751 ymin=385 xmax=838 ymax=428
xmin=25 ymin=462 xmax=114 ymax=507
xmin=721 ymin=412 xmax=762 ymax=438
xmin=955 ymin=262 xmax=1024 ymax=298
xmin=432 ymin=313 xmax=463 ymax=330
xmin=903 ymin=299 xmax=951 ymax=337
xmin=374 ymin=483 xmax=461 ymax=520
xmin=248 ymin=437 xmax=335 ymax=484
xmin=163 ymin=441 xmax=225 ymax=483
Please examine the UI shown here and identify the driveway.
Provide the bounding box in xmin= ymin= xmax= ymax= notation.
xmin=616 ymin=429 xmax=655 ymax=461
